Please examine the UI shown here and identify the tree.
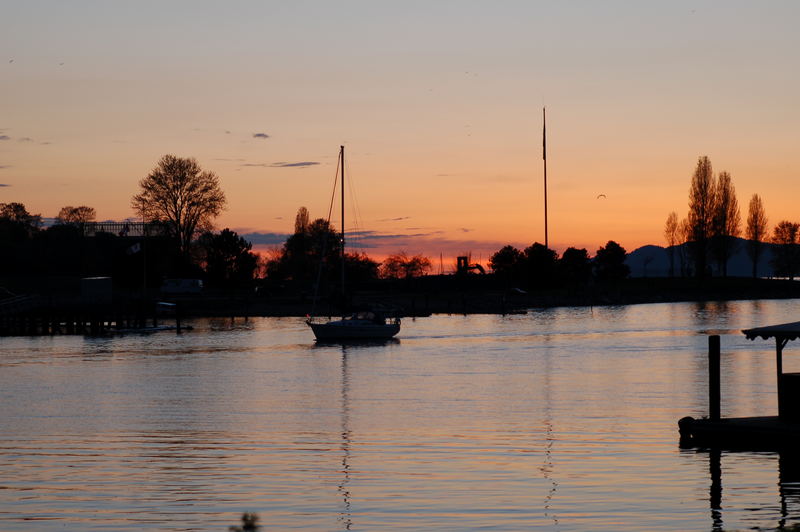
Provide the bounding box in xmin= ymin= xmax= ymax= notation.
xmin=380 ymin=251 xmax=431 ymax=279
xmin=687 ymin=156 xmax=715 ymax=278
xmin=559 ymin=247 xmax=591 ymax=284
xmin=746 ymin=194 xmax=768 ymax=278
xmin=131 ymin=155 xmax=226 ymax=255
xmin=664 ymin=211 xmax=679 ymax=277
xmin=56 ymin=205 xmax=96 ymax=224
xmin=710 ymin=171 xmax=740 ymax=277
xmin=678 ymin=217 xmax=692 ymax=277
xmin=279 ymin=217 xmax=341 ymax=282
xmin=522 ymin=242 xmax=558 ymax=287
xmin=489 ymin=245 xmax=524 ymax=280
xmin=198 ymin=228 xmax=258 ymax=287
xmin=344 ymin=252 xmax=379 ymax=284
xmin=593 ymin=240 xmax=630 ymax=281
xmin=771 ymin=221 xmax=800 ymax=280
xmin=0 ymin=202 xmax=41 ymax=240
xmin=294 ymin=206 xmax=309 ymax=234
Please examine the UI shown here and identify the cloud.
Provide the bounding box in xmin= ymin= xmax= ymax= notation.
xmin=0 ymin=165 xmax=11 ymax=169
xmin=377 ymin=216 xmax=411 ymax=222
xmin=39 ymin=141 xmax=52 ymax=145
xmin=252 ymin=133 xmax=270 ymax=139
xmin=459 ymin=228 xmax=474 ymax=233
xmin=237 ymin=231 xmax=290 ymax=246
xmin=0 ymin=135 xmax=10 ymax=141
xmin=225 ymin=130 xmax=231 ymax=134
xmin=343 ymin=229 xmax=446 ymax=248
xmin=18 ymin=137 xmax=34 ymax=142
xmin=239 ymin=161 xmax=320 ymax=168
xmin=0 ymin=183 xmax=9 ymax=187
xmin=269 ymin=161 xmax=319 ymax=168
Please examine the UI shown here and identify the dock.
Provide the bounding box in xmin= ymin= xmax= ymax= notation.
xmin=679 ymin=321 xmax=800 ymax=449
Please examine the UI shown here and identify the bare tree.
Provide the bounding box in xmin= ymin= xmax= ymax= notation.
xmin=664 ymin=211 xmax=679 ymax=277
xmin=56 ymin=205 xmax=96 ymax=224
xmin=710 ymin=171 xmax=740 ymax=277
xmin=687 ymin=156 xmax=715 ymax=278
xmin=745 ymin=194 xmax=769 ymax=278
xmin=132 ymin=155 xmax=226 ymax=255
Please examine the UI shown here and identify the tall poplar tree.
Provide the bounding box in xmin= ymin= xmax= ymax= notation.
xmin=687 ymin=156 xmax=715 ymax=278
xmin=746 ymin=194 xmax=769 ymax=278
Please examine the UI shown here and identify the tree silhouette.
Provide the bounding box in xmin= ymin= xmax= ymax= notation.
xmin=687 ymin=156 xmax=715 ymax=278
xmin=489 ymin=245 xmax=524 ymax=280
xmin=56 ymin=205 xmax=96 ymax=224
xmin=277 ymin=218 xmax=341 ymax=282
xmin=197 ymin=228 xmax=258 ymax=288
xmin=710 ymin=171 xmax=740 ymax=277
xmin=523 ymin=243 xmax=558 ymax=287
xmin=131 ymin=155 xmax=226 ymax=256
xmin=559 ymin=247 xmax=591 ymax=284
xmin=746 ymin=194 xmax=769 ymax=278
xmin=664 ymin=212 xmax=679 ymax=278
xmin=593 ymin=240 xmax=630 ymax=281
xmin=771 ymin=221 xmax=800 ymax=280
xmin=380 ymin=251 xmax=431 ymax=279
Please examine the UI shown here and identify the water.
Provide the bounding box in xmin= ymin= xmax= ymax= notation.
xmin=2 ymin=299 xmax=800 ymax=530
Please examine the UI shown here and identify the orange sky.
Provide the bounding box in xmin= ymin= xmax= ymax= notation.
xmin=2 ymin=2 xmax=799 ymax=266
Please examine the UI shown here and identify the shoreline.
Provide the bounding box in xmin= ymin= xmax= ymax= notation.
xmin=169 ymin=277 xmax=800 ymax=318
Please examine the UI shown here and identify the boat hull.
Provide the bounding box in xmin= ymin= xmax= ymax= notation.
xmin=308 ymin=320 xmax=400 ymax=341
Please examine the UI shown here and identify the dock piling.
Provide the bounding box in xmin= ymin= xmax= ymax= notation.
xmin=709 ymin=335 xmax=721 ymax=421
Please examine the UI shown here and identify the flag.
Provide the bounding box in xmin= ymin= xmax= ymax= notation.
xmin=126 ymin=242 xmax=141 ymax=255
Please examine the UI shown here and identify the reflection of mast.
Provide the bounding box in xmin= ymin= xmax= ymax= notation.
xmin=709 ymin=449 xmax=723 ymax=531
xmin=542 ymin=107 xmax=549 ymax=249
xmin=338 ymin=349 xmax=352 ymax=530
xmin=540 ymin=345 xmax=558 ymax=526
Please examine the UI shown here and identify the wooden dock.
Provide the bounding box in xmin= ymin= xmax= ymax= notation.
xmin=679 ymin=322 xmax=800 ymax=450
xmin=679 ymin=415 xmax=800 ymax=450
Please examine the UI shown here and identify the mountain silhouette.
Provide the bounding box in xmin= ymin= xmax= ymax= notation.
xmin=625 ymin=237 xmax=775 ymax=278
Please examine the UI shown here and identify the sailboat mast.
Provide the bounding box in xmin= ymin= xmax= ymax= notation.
xmin=543 ymin=107 xmax=549 ymax=249
xmin=340 ymin=145 xmax=346 ymax=297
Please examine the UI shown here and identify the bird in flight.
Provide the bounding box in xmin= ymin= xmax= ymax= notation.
xmin=597 ymin=194 xmax=607 ymax=199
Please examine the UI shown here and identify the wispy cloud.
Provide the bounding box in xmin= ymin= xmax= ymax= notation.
xmin=18 ymin=137 xmax=33 ymax=142
xmin=378 ymin=216 xmax=411 ymax=222
xmin=238 ymin=231 xmax=290 ymax=246
xmin=0 ymin=165 xmax=11 ymax=169
xmin=0 ymin=135 xmax=10 ymax=141
xmin=240 ymin=161 xmax=320 ymax=168
xmin=459 ymin=228 xmax=474 ymax=233
xmin=269 ymin=161 xmax=319 ymax=168
xmin=0 ymin=183 xmax=10 ymax=187
xmin=252 ymin=132 xmax=270 ymax=139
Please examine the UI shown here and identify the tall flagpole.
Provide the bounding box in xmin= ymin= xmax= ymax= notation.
xmin=543 ymin=107 xmax=548 ymax=249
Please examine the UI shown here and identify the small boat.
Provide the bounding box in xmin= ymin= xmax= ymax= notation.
xmin=306 ymin=146 xmax=401 ymax=341
xmin=308 ymin=311 xmax=400 ymax=341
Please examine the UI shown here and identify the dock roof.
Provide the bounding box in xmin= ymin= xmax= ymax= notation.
xmin=742 ymin=321 xmax=800 ymax=341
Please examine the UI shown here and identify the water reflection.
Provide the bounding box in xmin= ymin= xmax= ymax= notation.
xmin=338 ymin=350 xmax=352 ymax=530
xmin=689 ymin=448 xmax=800 ymax=531
xmin=6 ymin=302 xmax=800 ymax=530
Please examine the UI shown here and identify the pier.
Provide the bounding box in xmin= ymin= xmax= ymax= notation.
xmin=679 ymin=321 xmax=800 ymax=449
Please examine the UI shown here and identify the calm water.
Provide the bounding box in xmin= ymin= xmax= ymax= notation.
xmin=2 ymin=299 xmax=800 ymax=531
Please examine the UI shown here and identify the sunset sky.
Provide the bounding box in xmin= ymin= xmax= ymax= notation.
xmin=2 ymin=1 xmax=799 ymax=264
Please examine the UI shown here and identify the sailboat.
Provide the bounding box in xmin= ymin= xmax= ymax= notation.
xmin=306 ymin=146 xmax=401 ymax=341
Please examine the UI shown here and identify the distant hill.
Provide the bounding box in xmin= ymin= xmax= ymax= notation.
xmin=625 ymin=237 xmax=774 ymax=278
